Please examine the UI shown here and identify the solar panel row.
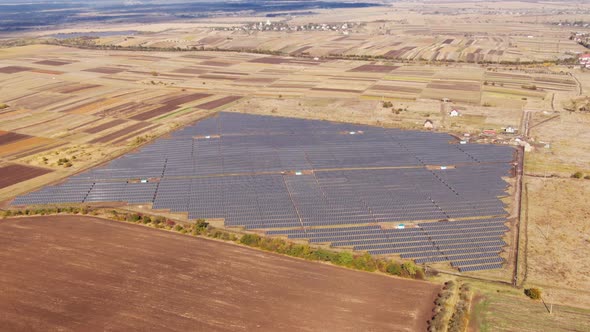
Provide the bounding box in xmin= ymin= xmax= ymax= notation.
xmin=12 ymin=112 xmax=515 ymax=272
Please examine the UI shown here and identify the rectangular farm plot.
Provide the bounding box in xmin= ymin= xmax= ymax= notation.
xmin=196 ymin=96 xmax=242 ymax=110
xmin=0 ymin=132 xmax=32 ymax=146
xmin=51 ymin=84 xmax=102 ymax=94
xmin=34 ymin=60 xmax=71 ymax=66
xmin=130 ymin=104 xmax=180 ymax=121
xmin=88 ymin=122 xmax=152 ymax=144
xmin=0 ymin=66 xmax=32 ymax=74
xmin=0 ymin=164 xmax=52 ymax=189
xmin=422 ymin=80 xmax=482 ymax=103
xmin=0 ymin=137 xmax=54 ymax=157
xmin=83 ymin=119 xmax=128 ymax=134
xmin=348 ymin=64 xmax=400 ymax=73
xmin=83 ymin=67 xmax=126 ymax=74
xmin=0 ymin=216 xmax=440 ymax=332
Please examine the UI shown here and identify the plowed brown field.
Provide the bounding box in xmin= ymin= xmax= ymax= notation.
xmin=0 ymin=216 xmax=440 ymax=332
xmin=0 ymin=164 xmax=52 ymax=189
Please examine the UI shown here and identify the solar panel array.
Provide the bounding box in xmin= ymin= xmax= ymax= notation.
xmin=12 ymin=112 xmax=515 ymax=272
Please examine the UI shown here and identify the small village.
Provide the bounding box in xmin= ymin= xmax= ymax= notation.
xmin=215 ymin=20 xmax=359 ymax=34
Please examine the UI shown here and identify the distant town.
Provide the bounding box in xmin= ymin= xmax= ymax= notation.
xmin=214 ymin=21 xmax=361 ymax=34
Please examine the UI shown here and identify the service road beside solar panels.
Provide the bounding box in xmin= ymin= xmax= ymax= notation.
xmin=13 ymin=112 xmax=516 ymax=272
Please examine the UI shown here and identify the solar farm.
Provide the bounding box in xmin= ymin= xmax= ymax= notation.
xmin=13 ymin=112 xmax=516 ymax=272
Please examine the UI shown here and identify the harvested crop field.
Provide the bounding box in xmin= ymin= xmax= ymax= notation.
xmin=349 ymin=64 xmax=399 ymax=73
xmin=0 ymin=216 xmax=440 ymax=332
xmin=0 ymin=164 xmax=52 ymax=189
xmin=88 ymin=121 xmax=151 ymax=143
xmin=0 ymin=132 xmax=31 ymax=146
xmin=34 ymin=60 xmax=71 ymax=66
xmin=83 ymin=67 xmax=125 ymax=74
xmin=83 ymin=119 xmax=127 ymax=134
xmin=196 ymin=96 xmax=242 ymax=110
xmin=0 ymin=66 xmax=31 ymax=74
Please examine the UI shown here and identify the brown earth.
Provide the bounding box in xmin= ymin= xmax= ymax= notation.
xmin=0 ymin=216 xmax=440 ymax=332
xmin=29 ymin=69 xmax=64 ymax=75
xmin=348 ymin=64 xmax=400 ymax=73
xmin=0 ymin=66 xmax=32 ymax=74
xmin=129 ymin=104 xmax=179 ymax=121
xmin=197 ymin=96 xmax=242 ymax=110
xmin=0 ymin=132 xmax=31 ymax=146
xmin=0 ymin=164 xmax=52 ymax=189
xmin=34 ymin=60 xmax=71 ymax=66
xmin=0 ymin=137 xmax=53 ymax=157
xmin=83 ymin=67 xmax=125 ymax=74
xmin=83 ymin=119 xmax=127 ymax=134
xmin=89 ymin=122 xmax=151 ymax=143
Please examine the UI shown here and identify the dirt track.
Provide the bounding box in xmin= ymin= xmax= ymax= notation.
xmin=0 ymin=216 xmax=440 ymax=332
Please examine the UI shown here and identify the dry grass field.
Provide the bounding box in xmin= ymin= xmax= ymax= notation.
xmin=0 ymin=215 xmax=440 ymax=332
xmin=30 ymin=1 xmax=590 ymax=63
xmin=0 ymin=43 xmax=577 ymax=203
xmin=522 ymin=178 xmax=590 ymax=308
xmin=467 ymin=280 xmax=590 ymax=332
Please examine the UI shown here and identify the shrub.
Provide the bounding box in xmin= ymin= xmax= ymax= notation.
xmin=524 ymin=287 xmax=542 ymax=300
xmin=352 ymin=253 xmax=377 ymax=271
xmin=415 ymin=269 xmax=425 ymax=280
xmin=313 ymin=248 xmax=337 ymax=262
xmin=522 ymin=84 xmax=537 ymax=90
xmin=402 ymin=261 xmax=418 ymax=276
xmin=572 ymin=171 xmax=584 ymax=179
xmin=585 ymin=175 xmax=590 ymax=180
xmin=335 ymin=251 xmax=354 ymax=266
xmin=386 ymin=262 xmax=403 ymax=275
xmin=174 ymin=224 xmax=184 ymax=232
xmin=142 ymin=216 xmax=151 ymax=224
xmin=240 ymin=233 xmax=261 ymax=246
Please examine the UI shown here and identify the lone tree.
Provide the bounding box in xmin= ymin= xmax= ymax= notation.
xmin=524 ymin=287 xmax=542 ymax=300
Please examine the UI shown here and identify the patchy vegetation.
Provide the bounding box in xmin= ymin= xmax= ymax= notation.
xmin=428 ymin=280 xmax=456 ymax=332
xmin=239 ymin=233 xmax=425 ymax=279
xmin=1 ymin=207 xmax=424 ymax=280
xmin=524 ymin=287 xmax=542 ymax=300
xmin=448 ymin=283 xmax=472 ymax=332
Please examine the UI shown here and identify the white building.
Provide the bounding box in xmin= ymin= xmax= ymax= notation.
xmin=505 ymin=126 xmax=516 ymax=134
xmin=450 ymin=109 xmax=460 ymax=117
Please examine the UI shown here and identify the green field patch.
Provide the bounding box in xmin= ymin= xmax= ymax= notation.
xmin=484 ymin=86 xmax=546 ymax=98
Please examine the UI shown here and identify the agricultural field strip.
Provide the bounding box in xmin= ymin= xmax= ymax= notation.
xmin=13 ymin=112 xmax=515 ymax=271
xmin=0 ymin=216 xmax=440 ymax=332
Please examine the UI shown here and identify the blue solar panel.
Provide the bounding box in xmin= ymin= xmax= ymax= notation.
xmin=12 ymin=112 xmax=514 ymax=272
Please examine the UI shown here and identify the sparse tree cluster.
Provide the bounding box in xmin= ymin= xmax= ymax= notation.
xmin=239 ymin=233 xmax=425 ymax=279
xmin=448 ymin=284 xmax=472 ymax=332
xmin=428 ymin=280 xmax=456 ymax=332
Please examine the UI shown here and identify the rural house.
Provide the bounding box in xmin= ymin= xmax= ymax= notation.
xmin=483 ymin=129 xmax=497 ymax=136
xmin=424 ymin=119 xmax=434 ymax=129
xmin=450 ymin=109 xmax=460 ymax=117
xmin=505 ymin=126 xmax=516 ymax=134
